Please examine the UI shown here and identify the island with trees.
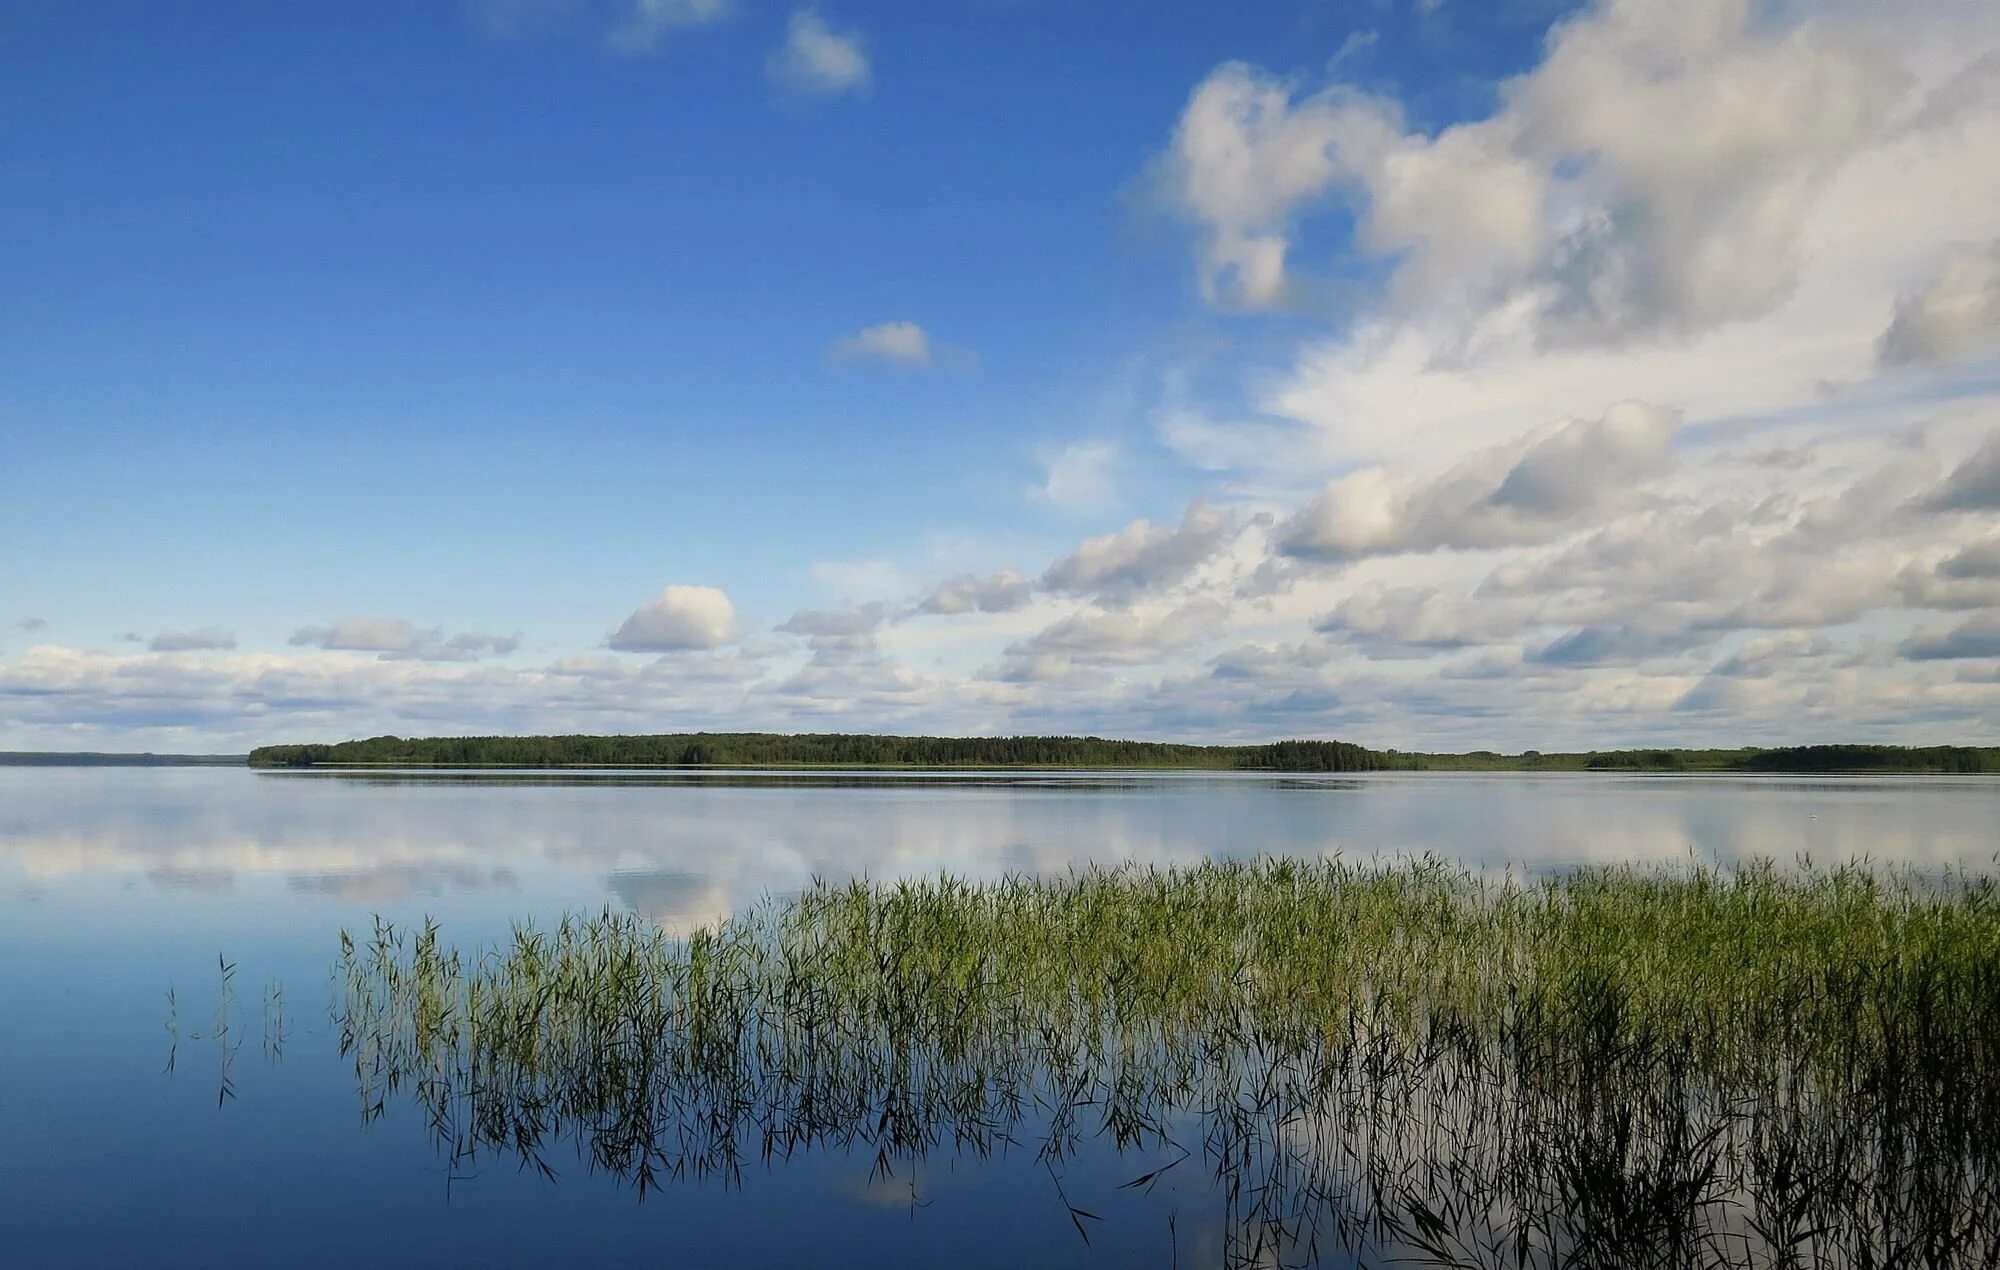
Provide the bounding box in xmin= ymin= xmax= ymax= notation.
xmin=244 ymin=733 xmax=2000 ymax=774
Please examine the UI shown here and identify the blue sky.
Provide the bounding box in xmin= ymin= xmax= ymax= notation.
xmin=4 ymin=0 xmax=1999 ymax=750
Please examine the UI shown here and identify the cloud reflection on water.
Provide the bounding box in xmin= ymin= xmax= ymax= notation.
xmin=1 ymin=769 xmax=1994 ymax=935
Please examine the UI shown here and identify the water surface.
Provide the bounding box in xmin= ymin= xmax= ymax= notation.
xmin=2 ymin=767 xmax=1994 ymax=1267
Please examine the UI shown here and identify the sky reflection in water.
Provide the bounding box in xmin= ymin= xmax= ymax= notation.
xmin=1 ymin=767 xmax=1995 ymax=1267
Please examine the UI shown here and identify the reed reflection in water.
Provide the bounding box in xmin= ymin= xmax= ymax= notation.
xmin=334 ymin=859 xmax=1999 ymax=1268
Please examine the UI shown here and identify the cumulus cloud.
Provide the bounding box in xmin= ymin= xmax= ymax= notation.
xmin=1149 ymin=0 xmax=2000 ymax=490
xmin=1043 ymin=500 xmax=1238 ymax=603
xmin=1880 ymin=240 xmax=2000 ymax=365
xmin=16 ymin=616 xmax=46 ymax=632
xmin=777 ymin=603 xmax=885 ymax=639
xmin=1902 ymin=610 xmax=2000 ymax=660
xmin=1531 ymin=623 xmax=1695 ymax=667
xmin=917 ymin=571 xmax=1033 ymax=616
xmin=0 ymin=641 xmax=788 ymax=752
xmin=1898 ymin=533 xmax=2000 ymax=611
xmin=1158 ymin=62 xmax=1404 ymax=308
xmin=1208 ymin=638 xmax=1337 ymax=682
xmin=1158 ymin=0 xmax=1911 ymax=339
xmin=996 ymin=601 xmax=1230 ymax=683
xmin=1941 ymin=535 xmax=2000 ymax=581
xmin=1316 ymin=586 xmax=1521 ymax=654
xmin=1278 ymin=402 xmax=1676 ymax=563
xmin=831 ymin=321 xmax=933 ymax=367
xmin=608 ymin=586 xmax=738 ymax=652
xmin=148 ymin=629 xmax=237 ymax=653
xmin=768 ymin=602 xmax=945 ymax=707
xmin=1921 ymin=435 xmax=2000 ymax=511
xmin=1464 ymin=445 xmax=1954 ymax=653
xmin=769 ymin=9 xmax=870 ymax=96
xmin=777 ymin=602 xmax=888 ymax=666
xmin=9 ymin=1 xmax=2000 ymax=753
xmin=1704 ymin=632 xmax=1836 ymax=680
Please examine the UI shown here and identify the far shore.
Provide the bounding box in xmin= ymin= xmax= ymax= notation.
xmin=248 ymin=733 xmax=2000 ymax=775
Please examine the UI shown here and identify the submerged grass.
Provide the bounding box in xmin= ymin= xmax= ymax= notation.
xmin=337 ymin=859 xmax=2000 ymax=1267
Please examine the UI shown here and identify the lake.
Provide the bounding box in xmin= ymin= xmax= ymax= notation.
xmin=3 ymin=766 xmax=1996 ymax=1268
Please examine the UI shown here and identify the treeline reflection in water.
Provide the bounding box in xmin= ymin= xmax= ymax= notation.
xmin=333 ymin=859 xmax=1998 ymax=1268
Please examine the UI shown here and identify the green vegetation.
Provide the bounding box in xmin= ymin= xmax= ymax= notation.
xmin=339 ymin=859 xmax=2000 ymax=1266
xmin=250 ymin=732 xmax=1389 ymax=771
xmin=1416 ymin=743 xmax=2000 ymax=773
xmin=249 ymin=730 xmax=2000 ymax=774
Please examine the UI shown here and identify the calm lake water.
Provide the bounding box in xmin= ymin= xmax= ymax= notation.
xmin=3 ymin=766 xmax=1996 ymax=1268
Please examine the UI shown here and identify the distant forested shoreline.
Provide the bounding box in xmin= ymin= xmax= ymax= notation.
xmin=0 ymin=751 xmax=245 ymax=767
xmin=244 ymin=733 xmax=2000 ymax=774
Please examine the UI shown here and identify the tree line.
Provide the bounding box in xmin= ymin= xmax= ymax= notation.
xmin=247 ymin=733 xmax=1392 ymax=770
xmin=245 ymin=733 xmax=2000 ymax=774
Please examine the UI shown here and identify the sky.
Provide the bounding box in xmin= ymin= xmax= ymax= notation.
xmin=3 ymin=0 xmax=1999 ymax=753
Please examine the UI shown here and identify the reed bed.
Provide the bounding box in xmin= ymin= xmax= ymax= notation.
xmin=337 ymin=858 xmax=2000 ymax=1268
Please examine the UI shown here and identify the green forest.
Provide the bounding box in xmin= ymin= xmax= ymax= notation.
xmin=247 ymin=733 xmax=1390 ymax=771
xmin=245 ymin=733 xmax=2000 ymax=773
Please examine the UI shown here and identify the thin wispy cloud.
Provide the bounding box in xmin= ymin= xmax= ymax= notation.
xmin=289 ymin=618 xmax=520 ymax=662
xmin=1033 ymin=440 xmax=1122 ymax=512
xmin=610 ymin=0 xmax=733 ymax=52
xmin=769 ymin=9 xmax=870 ymax=96
xmin=831 ymin=321 xmax=933 ymax=367
xmin=466 ymin=0 xmax=732 ymax=49
xmin=148 ymin=629 xmax=237 ymax=653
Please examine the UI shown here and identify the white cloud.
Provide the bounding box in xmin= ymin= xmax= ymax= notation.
xmin=1043 ymin=500 xmax=1239 ymax=603
xmin=468 ymin=0 xmax=734 ymax=48
xmin=288 ymin=618 xmax=521 ymax=662
xmin=607 ymin=586 xmax=738 ymax=651
xmin=1154 ymin=2 xmax=2000 ymax=475
xmin=610 ymin=0 xmax=732 ymax=52
xmin=1034 ymin=439 xmax=1121 ymax=511
xmin=1158 ymin=63 xmax=1403 ymax=309
xmin=918 ymin=571 xmax=1033 ymax=616
xmin=1879 ymin=239 xmax=2000 ymax=366
xmin=996 ymin=600 xmax=1231 ymax=683
xmin=1278 ymin=402 xmax=1677 ymax=563
xmin=443 ymin=631 xmax=524 ymax=658
xmin=1902 ymin=610 xmax=2000 ymax=660
xmin=1921 ymin=432 xmax=2000 ymax=512
xmin=778 ymin=601 xmax=888 ymax=665
xmin=831 ymin=320 xmax=932 ymax=367
xmin=769 ymin=9 xmax=870 ymax=96
xmin=1332 ymin=30 xmax=1378 ymax=66
xmin=290 ymin=618 xmax=426 ymax=654
xmin=8 ymin=1 xmax=2000 ymax=753
xmin=1941 ymin=534 xmax=2000 ymax=581
xmin=1316 ymin=586 xmax=1521 ymax=653
xmin=1158 ymin=0 xmax=1916 ymax=338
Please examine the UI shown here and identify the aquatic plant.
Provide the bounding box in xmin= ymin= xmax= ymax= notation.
xmin=335 ymin=859 xmax=2000 ymax=1267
